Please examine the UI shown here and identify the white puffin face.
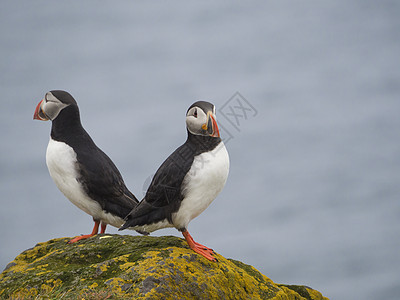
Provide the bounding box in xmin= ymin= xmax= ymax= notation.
xmin=186 ymin=106 xmax=208 ymax=136
xmin=185 ymin=103 xmax=220 ymax=137
xmin=33 ymin=92 xmax=69 ymax=121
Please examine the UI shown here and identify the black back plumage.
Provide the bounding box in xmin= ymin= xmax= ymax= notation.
xmin=50 ymin=91 xmax=138 ymax=218
xmin=120 ymin=131 xmax=221 ymax=232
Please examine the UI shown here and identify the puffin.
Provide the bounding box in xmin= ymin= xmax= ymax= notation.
xmin=119 ymin=101 xmax=229 ymax=261
xmin=33 ymin=90 xmax=139 ymax=243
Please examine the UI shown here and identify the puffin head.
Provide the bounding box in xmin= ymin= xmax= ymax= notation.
xmin=33 ymin=90 xmax=77 ymax=121
xmin=186 ymin=101 xmax=220 ymax=138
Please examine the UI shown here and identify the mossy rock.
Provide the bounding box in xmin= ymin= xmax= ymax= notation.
xmin=0 ymin=235 xmax=329 ymax=299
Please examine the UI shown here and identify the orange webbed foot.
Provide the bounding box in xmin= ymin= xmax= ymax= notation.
xmin=182 ymin=230 xmax=217 ymax=262
xmin=67 ymin=220 xmax=107 ymax=244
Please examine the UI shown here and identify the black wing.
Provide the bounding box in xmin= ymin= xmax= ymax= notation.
xmin=76 ymin=144 xmax=139 ymax=219
xmin=120 ymin=141 xmax=195 ymax=230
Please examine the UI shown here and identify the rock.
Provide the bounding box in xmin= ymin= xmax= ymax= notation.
xmin=0 ymin=235 xmax=329 ymax=299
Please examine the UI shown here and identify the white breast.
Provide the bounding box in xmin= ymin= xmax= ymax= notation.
xmin=172 ymin=142 xmax=229 ymax=230
xmin=45 ymin=138 xmax=124 ymax=228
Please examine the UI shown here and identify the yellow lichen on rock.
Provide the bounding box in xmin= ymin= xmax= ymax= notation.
xmin=40 ymin=278 xmax=62 ymax=294
xmin=129 ymin=246 xmax=277 ymax=299
xmin=0 ymin=235 xmax=329 ymax=300
xmin=307 ymin=288 xmax=328 ymax=300
xmin=88 ymin=282 xmax=98 ymax=289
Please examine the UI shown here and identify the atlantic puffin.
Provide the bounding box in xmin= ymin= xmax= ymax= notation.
xmin=33 ymin=90 xmax=138 ymax=243
xmin=119 ymin=101 xmax=229 ymax=261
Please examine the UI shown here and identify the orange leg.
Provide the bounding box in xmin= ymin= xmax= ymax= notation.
xmin=100 ymin=223 xmax=107 ymax=234
xmin=68 ymin=220 xmax=100 ymax=244
xmin=182 ymin=230 xmax=217 ymax=262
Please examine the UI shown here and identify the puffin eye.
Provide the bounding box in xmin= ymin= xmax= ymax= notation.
xmin=193 ymin=108 xmax=198 ymax=118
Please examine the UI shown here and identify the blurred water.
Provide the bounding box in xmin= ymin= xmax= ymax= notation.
xmin=1 ymin=1 xmax=400 ymax=299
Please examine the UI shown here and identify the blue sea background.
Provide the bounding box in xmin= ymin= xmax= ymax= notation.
xmin=1 ymin=1 xmax=399 ymax=299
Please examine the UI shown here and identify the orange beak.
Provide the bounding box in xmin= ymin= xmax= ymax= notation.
xmin=209 ymin=114 xmax=220 ymax=137
xmin=33 ymin=99 xmax=49 ymax=121
xmin=201 ymin=111 xmax=220 ymax=138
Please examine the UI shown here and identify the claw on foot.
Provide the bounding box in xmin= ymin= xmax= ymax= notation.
xmin=68 ymin=233 xmax=96 ymax=244
xmin=182 ymin=230 xmax=217 ymax=262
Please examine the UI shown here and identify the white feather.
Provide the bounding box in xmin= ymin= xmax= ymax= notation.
xmin=45 ymin=138 xmax=124 ymax=228
xmin=172 ymin=141 xmax=229 ymax=229
xmin=132 ymin=219 xmax=174 ymax=234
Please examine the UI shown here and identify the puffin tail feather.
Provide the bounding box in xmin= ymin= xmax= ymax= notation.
xmin=118 ymin=221 xmax=130 ymax=231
